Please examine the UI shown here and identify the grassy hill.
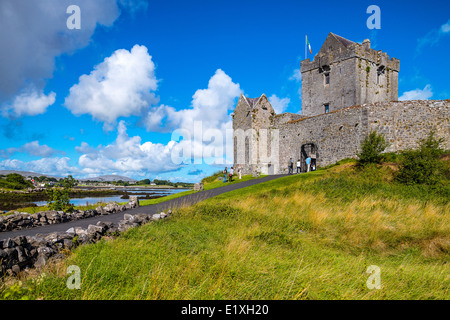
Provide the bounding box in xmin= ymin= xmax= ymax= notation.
xmin=2 ymin=160 xmax=449 ymax=300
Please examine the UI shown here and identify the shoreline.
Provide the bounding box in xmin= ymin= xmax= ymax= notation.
xmin=0 ymin=187 xmax=192 ymax=211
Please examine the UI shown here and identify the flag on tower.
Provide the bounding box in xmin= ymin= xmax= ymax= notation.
xmin=306 ymin=35 xmax=312 ymax=55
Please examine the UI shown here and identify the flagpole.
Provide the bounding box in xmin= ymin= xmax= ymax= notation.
xmin=305 ymin=35 xmax=307 ymax=60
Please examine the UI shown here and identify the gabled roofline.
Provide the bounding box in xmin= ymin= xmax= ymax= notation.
xmin=329 ymin=32 xmax=355 ymax=47
xmin=255 ymin=93 xmax=267 ymax=106
xmin=241 ymin=93 xmax=267 ymax=108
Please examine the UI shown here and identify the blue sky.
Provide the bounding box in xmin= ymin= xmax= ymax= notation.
xmin=0 ymin=0 xmax=449 ymax=182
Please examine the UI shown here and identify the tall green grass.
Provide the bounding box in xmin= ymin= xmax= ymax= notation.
xmin=1 ymin=162 xmax=449 ymax=300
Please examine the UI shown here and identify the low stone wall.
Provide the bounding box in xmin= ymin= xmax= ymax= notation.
xmin=0 ymin=209 xmax=172 ymax=277
xmin=0 ymin=197 xmax=139 ymax=233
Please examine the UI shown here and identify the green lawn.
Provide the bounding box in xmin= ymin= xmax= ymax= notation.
xmin=1 ymin=162 xmax=449 ymax=300
xmin=134 ymin=174 xmax=266 ymax=206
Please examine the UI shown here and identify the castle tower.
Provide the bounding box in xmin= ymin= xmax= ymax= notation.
xmin=232 ymin=93 xmax=277 ymax=175
xmin=300 ymin=33 xmax=400 ymax=117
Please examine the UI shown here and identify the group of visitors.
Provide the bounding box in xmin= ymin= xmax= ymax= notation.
xmin=288 ymin=157 xmax=316 ymax=175
xmin=223 ymin=164 xmax=242 ymax=182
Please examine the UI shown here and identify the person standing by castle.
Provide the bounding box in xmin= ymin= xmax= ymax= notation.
xmin=296 ymin=159 xmax=301 ymax=174
xmin=306 ymin=157 xmax=311 ymax=172
xmin=237 ymin=164 xmax=242 ymax=179
xmin=288 ymin=158 xmax=294 ymax=174
xmin=223 ymin=167 xmax=228 ymax=182
xmin=229 ymin=167 xmax=234 ymax=182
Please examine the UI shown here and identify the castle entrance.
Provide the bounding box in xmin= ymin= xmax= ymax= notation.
xmin=300 ymin=143 xmax=317 ymax=172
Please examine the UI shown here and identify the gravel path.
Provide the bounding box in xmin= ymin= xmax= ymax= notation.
xmin=0 ymin=174 xmax=286 ymax=240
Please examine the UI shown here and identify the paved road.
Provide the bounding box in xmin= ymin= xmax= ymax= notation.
xmin=0 ymin=174 xmax=287 ymax=240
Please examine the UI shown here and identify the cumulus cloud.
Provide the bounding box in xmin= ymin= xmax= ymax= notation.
xmin=144 ymin=69 xmax=241 ymax=135
xmin=77 ymin=120 xmax=181 ymax=176
xmin=1 ymin=121 xmax=180 ymax=178
xmin=399 ymin=84 xmax=433 ymax=101
xmin=75 ymin=142 xmax=98 ymax=154
xmin=143 ymin=69 xmax=241 ymax=164
xmin=73 ymin=70 xmax=241 ymax=177
xmin=0 ymin=0 xmax=121 ymax=101
xmin=268 ymin=94 xmax=290 ymax=114
xmin=2 ymin=68 xmax=242 ymax=178
xmin=1 ymin=141 xmax=61 ymax=158
xmin=65 ymin=45 xmax=159 ymax=127
xmin=0 ymin=157 xmax=79 ymax=177
xmin=2 ymin=89 xmax=56 ymax=117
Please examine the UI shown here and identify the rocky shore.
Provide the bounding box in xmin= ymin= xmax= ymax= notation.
xmin=0 ymin=197 xmax=140 ymax=232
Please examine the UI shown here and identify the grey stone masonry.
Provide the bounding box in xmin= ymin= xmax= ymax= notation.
xmin=301 ymin=33 xmax=399 ymax=117
xmin=232 ymin=33 xmax=449 ymax=175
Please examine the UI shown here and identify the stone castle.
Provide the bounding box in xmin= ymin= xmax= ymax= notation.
xmin=232 ymin=32 xmax=449 ymax=174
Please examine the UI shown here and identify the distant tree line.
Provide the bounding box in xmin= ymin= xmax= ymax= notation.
xmin=152 ymin=179 xmax=193 ymax=188
xmin=82 ymin=178 xmax=193 ymax=188
xmin=32 ymin=176 xmax=58 ymax=183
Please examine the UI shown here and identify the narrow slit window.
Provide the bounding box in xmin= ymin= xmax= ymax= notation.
xmin=324 ymin=73 xmax=330 ymax=85
xmin=324 ymin=104 xmax=330 ymax=113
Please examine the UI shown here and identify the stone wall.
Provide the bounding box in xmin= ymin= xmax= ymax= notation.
xmin=275 ymin=100 xmax=449 ymax=173
xmin=302 ymin=57 xmax=358 ymax=116
xmin=0 ymin=196 xmax=139 ymax=232
xmin=0 ymin=209 xmax=172 ymax=277
xmin=277 ymin=104 xmax=369 ymax=171
xmin=233 ymin=99 xmax=449 ymax=175
xmin=367 ymin=100 xmax=450 ymax=152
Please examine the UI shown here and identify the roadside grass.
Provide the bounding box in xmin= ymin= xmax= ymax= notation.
xmin=2 ymin=202 xmax=117 ymax=216
xmin=138 ymin=174 xmax=266 ymax=206
xmin=202 ymin=173 xmax=267 ymax=191
xmin=2 ymin=162 xmax=449 ymax=300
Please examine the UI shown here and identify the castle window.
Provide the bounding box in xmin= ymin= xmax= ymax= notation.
xmin=324 ymin=104 xmax=330 ymax=113
xmin=377 ymin=66 xmax=385 ymax=84
xmin=324 ymin=73 xmax=330 ymax=85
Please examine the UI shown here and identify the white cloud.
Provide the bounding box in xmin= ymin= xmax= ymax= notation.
xmin=65 ymin=45 xmax=159 ymax=126
xmin=1 ymin=141 xmax=60 ymax=158
xmin=441 ymin=21 xmax=450 ymax=33
xmin=399 ymin=84 xmax=433 ymax=101
xmin=416 ymin=19 xmax=450 ymax=54
xmin=2 ymin=89 xmax=56 ymax=117
xmin=143 ymin=69 xmax=241 ymax=164
xmin=144 ymin=104 xmax=179 ymax=133
xmin=268 ymin=94 xmax=290 ymax=114
xmin=0 ymin=157 xmax=79 ymax=177
xmin=77 ymin=120 xmax=181 ymax=176
xmin=3 ymin=121 xmax=180 ymax=178
xmin=2 ymin=69 xmax=242 ymax=179
xmin=74 ymin=69 xmax=242 ymax=177
xmin=144 ymin=69 xmax=241 ymax=133
xmin=75 ymin=142 xmax=98 ymax=154
xmin=0 ymin=0 xmax=122 ymax=101
xmin=289 ymin=68 xmax=302 ymax=82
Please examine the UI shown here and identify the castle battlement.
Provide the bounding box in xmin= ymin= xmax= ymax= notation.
xmin=301 ymin=34 xmax=400 ymax=74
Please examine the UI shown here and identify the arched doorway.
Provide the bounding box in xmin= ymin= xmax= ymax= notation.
xmin=300 ymin=143 xmax=318 ymax=172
